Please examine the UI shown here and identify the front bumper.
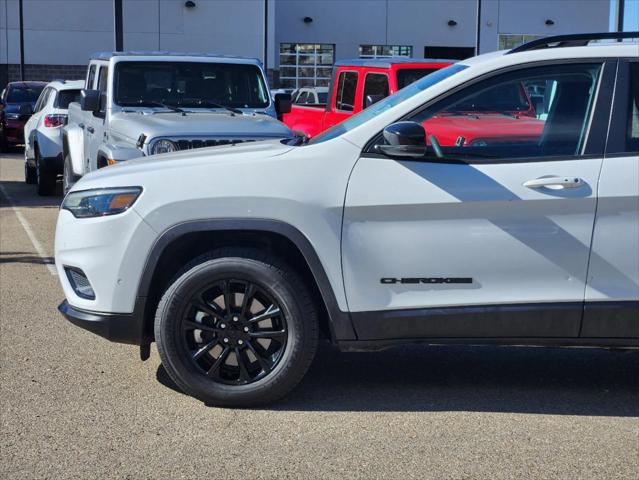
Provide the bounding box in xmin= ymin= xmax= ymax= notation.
xmin=58 ymin=298 xmax=147 ymax=345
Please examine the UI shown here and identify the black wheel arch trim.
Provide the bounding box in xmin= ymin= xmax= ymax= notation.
xmin=137 ymin=218 xmax=357 ymax=341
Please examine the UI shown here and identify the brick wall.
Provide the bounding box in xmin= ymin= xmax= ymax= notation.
xmin=4 ymin=64 xmax=87 ymax=84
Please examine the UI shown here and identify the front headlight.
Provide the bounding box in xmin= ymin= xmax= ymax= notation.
xmin=151 ymin=139 xmax=177 ymax=155
xmin=62 ymin=187 xmax=142 ymax=218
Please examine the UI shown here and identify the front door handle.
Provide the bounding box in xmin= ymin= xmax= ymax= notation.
xmin=86 ymin=126 xmax=95 ymax=134
xmin=78 ymin=123 xmax=85 ymax=129
xmin=523 ymin=176 xmax=585 ymax=190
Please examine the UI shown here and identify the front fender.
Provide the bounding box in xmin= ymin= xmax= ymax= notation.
xmin=63 ymin=125 xmax=85 ymax=176
xmin=98 ymin=144 xmax=143 ymax=164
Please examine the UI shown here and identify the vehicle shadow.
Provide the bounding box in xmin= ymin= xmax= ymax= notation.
xmin=156 ymin=344 xmax=639 ymax=416
xmin=0 ymin=252 xmax=55 ymax=265
xmin=0 ymin=180 xmax=63 ymax=207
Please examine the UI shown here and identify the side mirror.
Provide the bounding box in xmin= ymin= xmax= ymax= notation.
xmin=376 ymin=121 xmax=427 ymax=158
xmin=364 ymin=94 xmax=385 ymax=109
xmin=80 ymin=89 xmax=101 ymax=113
xmin=274 ymin=93 xmax=292 ymax=116
xmin=19 ymin=103 xmax=33 ymax=116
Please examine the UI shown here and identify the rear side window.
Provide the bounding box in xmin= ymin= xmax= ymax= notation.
xmin=363 ymin=74 xmax=389 ymax=109
xmin=626 ymin=63 xmax=639 ymax=152
xmin=396 ymin=68 xmax=438 ymax=89
xmin=335 ymin=71 xmax=358 ymax=112
xmin=55 ymin=89 xmax=82 ymax=109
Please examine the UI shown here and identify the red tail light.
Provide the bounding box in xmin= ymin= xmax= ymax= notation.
xmin=44 ymin=114 xmax=67 ymax=128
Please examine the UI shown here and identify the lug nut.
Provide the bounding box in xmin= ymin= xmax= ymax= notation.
xmin=243 ymin=327 xmax=249 ymax=332
xmin=233 ymin=316 xmax=239 ymax=322
xmin=238 ymin=340 xmax=244 ymax=345
xmin=223 ymin=338 xmax=229 ymax=343
xmin=220 ymin=323 xmax=226 ymax=329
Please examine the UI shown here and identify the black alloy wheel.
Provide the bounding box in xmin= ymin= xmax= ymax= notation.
xmin=181 ymin=279 xmax=288 ymax=385
xmin=155 ymin=248 xmax=319 ymax=407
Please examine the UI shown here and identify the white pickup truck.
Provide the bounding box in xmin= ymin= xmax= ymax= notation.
xmin=62 ymin=52 xmax=293 ymax=192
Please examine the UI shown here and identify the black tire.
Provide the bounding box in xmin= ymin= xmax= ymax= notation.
xmin=25 ymin=161 xmax=37 ymax=184
xmin=63 ymin=153 xmax=79 ymax=195
xmin=35 ymin=148 xmax=57 ymax=196
xmin=0 ymin=134 xmax=8 ymax=153
xmin=155 ymin=247 xmax=319 ymax=407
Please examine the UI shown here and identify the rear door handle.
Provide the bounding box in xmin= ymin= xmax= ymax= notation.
xmin=523 ymin=176 xmax=585 ymax=190
xmin=86 ymin=126 xmax=95 ymax=134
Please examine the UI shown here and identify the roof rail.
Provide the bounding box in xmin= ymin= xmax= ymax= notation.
xmin=507 ymin=31 xmax=639 ymax=54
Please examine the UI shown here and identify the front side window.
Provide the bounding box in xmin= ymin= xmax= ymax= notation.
xmin=113 ymin=62 xmax=269 ymax=109
xmin=335 ymin=71 xmax=358 ymax=112
xmin=363 ymin=73 xmax=389 ymax=108
xmin=625 ymin=63 xmax=639 ymax=152
xmin=279 ymin=43 xmax=334 ymax=89
xmin=97 ymin=67 xmax=109 ymax=93
xmin=403 ymin=63 xmax=603 ymax=160
xmin=86 ymin=65 xmax=96 ymax=89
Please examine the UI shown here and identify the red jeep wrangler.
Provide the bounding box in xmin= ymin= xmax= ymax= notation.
xmin=282 ymin=58 xmax=546 ymax=147
xmin=282 ymin=58 xmax=453 ymax=138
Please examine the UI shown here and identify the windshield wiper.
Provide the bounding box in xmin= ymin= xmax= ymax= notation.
xmin=119 ymin=100 xmax=184 ymax=113
xmin=177 ymin=100 xmax=243 ymax=115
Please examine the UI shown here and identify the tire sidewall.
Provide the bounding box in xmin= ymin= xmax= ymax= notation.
xmin=156 ymin=255 xmax=315 ymax=405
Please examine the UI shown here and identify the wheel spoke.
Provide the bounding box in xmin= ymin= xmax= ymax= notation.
xmin=223 ymin=280 xmax=233 ymax=314
xmin=235 ymin=347 xmax=251 ymax=382
xmin=192 ymin=339 xmax=218 ymax=360
xmin=240 ymin=283 xmax=255 ymax=317
xmin=248 ymin=304 xmax=281 ymax=323
xmin=192 ymin=296 xmax=224 ymax=320
xmin=182 ymin=319 xmax=219 ymax=332
xmin=246 ymin=340 xmax=272 ymax=374
xmin=248 ymin=329 xmax=287 ymax=341
xmin=206 ymin=346 xmax=231 ymax=378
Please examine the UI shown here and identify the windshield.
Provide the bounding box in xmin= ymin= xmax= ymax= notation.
xmin=308 ymin=64 xmax=468 ymax=145
xmin=114 ymin=61 xmax=270 ymax=109
xmin=7 ymin=85 xmax=44 ymax=103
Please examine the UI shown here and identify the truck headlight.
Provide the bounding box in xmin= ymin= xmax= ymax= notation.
xmin=62 ymin=187 xmax=142 ymax=218
xmin=151 ymin=139 xmax=177 ymax=155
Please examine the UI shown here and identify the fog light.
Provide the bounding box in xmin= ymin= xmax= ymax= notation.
xmin=65 ymin=267 xmax=96 ymax=299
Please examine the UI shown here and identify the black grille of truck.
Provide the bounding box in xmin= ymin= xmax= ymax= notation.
xmin=175 ymin=139 xmax=256 ymax=150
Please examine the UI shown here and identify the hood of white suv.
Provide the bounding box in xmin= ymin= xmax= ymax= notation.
xmin=109 ymin=111 xmax=293 ymax=142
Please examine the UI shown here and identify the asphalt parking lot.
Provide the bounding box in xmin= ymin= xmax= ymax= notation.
xmin=0 ymin=151 xmax=638 ymax=479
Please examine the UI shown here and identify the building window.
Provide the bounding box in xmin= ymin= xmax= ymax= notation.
xmin=498 ymin=34 xmax=542 ymax=50
xmin=359 ymin=45 xmax=413 ymax=58
xmin=279 ymin=43 xmax=334 ymax=89
xmin=424 ymin=46 xmax=475 ymax=60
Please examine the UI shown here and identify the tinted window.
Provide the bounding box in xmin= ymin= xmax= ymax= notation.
xmin=335 ymin=71 xmax=358 ymax=111
xmin=363 ymin=74 xmax=389 ymax=108
xmin=98 ymin=67 xmax=109 ymax=93
xmin=6 ymin=85 xmax=44 ymax=103
xmin=317 ymin=92 xmax=328 ymax=103
xmin=296 ymin=92 xmax=309 ymax=103
xmin=87 ymin=65 xmax=96 ymax=89
xmin=55 ymin=89 xmax=82 ymax=109
xmin=113 ymin=61 xmax=270 ymax=108
xmin=403 ymin=63 xmax=602 ymax=160
xmin=396 ymin=69 xmax=438 ymax=89
xmin=626 ymin=63 xmax=639 ymax=152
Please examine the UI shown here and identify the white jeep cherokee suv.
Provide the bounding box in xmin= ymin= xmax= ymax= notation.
xmin=55 ymin=33 xmax=639 ymax=406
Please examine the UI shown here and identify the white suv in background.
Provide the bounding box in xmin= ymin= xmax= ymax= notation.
xmin=24 ymin=79 xmax=83 ymax=195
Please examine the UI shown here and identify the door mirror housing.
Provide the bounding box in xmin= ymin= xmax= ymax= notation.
xmin=19 ymin=103 xmax=33 ymax=116
xmin=375 ymin=121 xmax=427 ymax=158
xmin=364 ymin=94 xmax=385 ymax=109
xmin=274 ymin=93 xmax=292 ymax=116
xmin=80 ymin=89 xmax=101 ymax=113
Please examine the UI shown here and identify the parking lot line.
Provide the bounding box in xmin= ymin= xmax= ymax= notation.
xmin=0 ymin=183 xmax=57 ymax=276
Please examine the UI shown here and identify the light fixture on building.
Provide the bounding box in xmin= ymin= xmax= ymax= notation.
xmin=185 ymin=1 xmax=196 ymax=8
xmin=303 ymin=16 xmax=313 ymax=24
xmin=545 ymin=19 xmax=555 ymax=26
xmin=448 ymin=20 xmax=458 ymax=27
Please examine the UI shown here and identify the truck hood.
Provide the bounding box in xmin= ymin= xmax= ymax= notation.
xmin=75 ymin=138 xmax=296 ymax=187
xmin=109 ymin=111 xmax=293 ymax=142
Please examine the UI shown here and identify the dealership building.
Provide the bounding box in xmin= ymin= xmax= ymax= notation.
xmin=0 ymin=0 xmax=618 ymax=88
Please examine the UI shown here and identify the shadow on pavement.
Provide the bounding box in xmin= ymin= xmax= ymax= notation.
xmin=0 ymin=180 xmax=63 ymax=206
xmin=0 ymin=252 xmax=55 ymax=265
xmin=156 ymin=344 xmax=639 ymax=416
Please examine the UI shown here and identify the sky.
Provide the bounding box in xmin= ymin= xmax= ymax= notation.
xmin=609 ymin=0 xmax=639 ymax=31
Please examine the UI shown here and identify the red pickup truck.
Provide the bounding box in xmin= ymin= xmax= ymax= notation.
xmin=281 ymin=58 xmax=546 ymax=147
xmin=282 ymin=58 xmax=453 ymax=138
